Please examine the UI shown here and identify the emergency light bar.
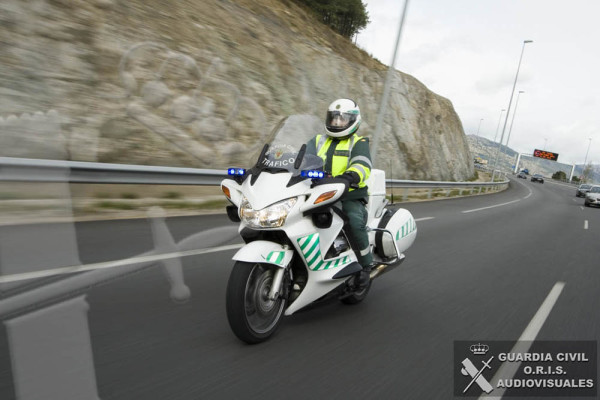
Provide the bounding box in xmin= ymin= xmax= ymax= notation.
xmin=301 ymin=170 xmax=325 ymax=179
xmin=228 ymin=168 xmax=246 ymax=176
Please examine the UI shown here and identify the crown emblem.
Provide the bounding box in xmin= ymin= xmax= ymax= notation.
xmin=470 ymin=343 xmax=489 ymax=355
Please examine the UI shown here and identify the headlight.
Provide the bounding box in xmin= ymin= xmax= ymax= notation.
xmin=240 ymin=197 xmax=297 ymax=228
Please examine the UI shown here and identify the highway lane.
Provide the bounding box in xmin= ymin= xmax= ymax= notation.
xmin=0 ymin=178 xmax=598 ymax=399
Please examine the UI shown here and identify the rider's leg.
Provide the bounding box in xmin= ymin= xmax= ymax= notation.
xmin=342 ymin=200 xmax=372 ymax=288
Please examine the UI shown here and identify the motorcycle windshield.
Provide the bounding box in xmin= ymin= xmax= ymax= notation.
xmin=254 ymin=114 xmax=325 ymax=176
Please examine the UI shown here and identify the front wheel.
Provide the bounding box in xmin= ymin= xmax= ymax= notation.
xmin=226 ymin=262 xmax=287 ymax=344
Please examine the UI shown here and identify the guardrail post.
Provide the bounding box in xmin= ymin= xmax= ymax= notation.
xmin=403 ymin=188 xmax=408 ymax=202
xmin=4 ymin=296 xmax=100 ymax=400
xmin=427 ymin=189 xmax=432 ymax=199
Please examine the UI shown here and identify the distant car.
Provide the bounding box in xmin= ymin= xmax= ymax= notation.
xmin=517 ymin=171 xmax=527 ymax=179
xmin=576 ymin=184 xmax=593 ymax=197
xmin=584 ymin=186 xmax=600 ymax=207
xmin=531 ymin=174 xmax=544 ymax=183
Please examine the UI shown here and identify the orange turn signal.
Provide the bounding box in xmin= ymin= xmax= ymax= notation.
xmin=314 ymin=190 xmax=337 ymax=204
xmin=222 ymin=185 xmax=231 ymax=199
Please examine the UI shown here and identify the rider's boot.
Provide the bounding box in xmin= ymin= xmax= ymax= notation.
xmin=356 ymin=263 xmax=373 ymax=290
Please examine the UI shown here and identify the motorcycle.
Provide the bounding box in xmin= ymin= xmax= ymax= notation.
xmin=220 ymin=115 xmax=417 ymax=343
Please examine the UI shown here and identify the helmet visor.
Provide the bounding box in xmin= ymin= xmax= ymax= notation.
xmin=325 ymin=111 xmax=357 ymax=132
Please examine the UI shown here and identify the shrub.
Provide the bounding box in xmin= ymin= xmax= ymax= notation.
xmin=162 ymin=191 xmax=182 ymax=199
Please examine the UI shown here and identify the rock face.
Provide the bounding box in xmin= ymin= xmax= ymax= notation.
xmin=0 ymin=0 xmax=473 ymax=181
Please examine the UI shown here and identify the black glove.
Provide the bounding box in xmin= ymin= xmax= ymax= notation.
xmin=339 ymin=171 xmax=360 ymax=189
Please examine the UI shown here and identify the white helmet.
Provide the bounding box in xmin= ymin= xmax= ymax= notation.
xmin=325 ymin=98 xmax=361 ymax=138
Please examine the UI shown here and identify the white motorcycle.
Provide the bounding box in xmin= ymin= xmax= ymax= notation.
xmin=220 ymin=116 xmax=417 ymax=343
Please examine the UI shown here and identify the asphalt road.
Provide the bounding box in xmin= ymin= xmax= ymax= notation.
xmin=1 ymin=178 xmax=598 ymax=400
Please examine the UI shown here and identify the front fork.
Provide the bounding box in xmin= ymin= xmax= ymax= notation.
xmin=232 ymin=240 xmax=294 ymax=301
xmin=268 ymin=267 xmax=286 ymax=301
xmin=267 ymin=245 xmax=291 ymax=301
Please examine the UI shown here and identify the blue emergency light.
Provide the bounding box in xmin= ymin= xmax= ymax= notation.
xmin=301 ymin=170 xmax=324 ymax=179
xmin=227 ymin=168 xmax=246 ymax=176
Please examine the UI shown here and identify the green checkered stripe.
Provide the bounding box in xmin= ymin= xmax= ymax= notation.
xmin=266 ymin=250 xmax=285 ymax=265
xmin=396 ymin=218 xmax=417 ymax=240
xmin=297 ymin=233 xmax=350 ymax=271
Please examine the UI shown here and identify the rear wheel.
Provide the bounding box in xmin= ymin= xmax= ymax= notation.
xmin=340 ymin=280 xmax=371 ymax=305
xmin=226 ymin=262 xmax=287 ymax=344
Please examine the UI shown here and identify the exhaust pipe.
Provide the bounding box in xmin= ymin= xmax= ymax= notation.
xmin=369 ymin=255 xmax=405 ymax=280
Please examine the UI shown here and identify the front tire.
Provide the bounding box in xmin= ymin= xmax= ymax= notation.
xmin=226 ymin=262 xmax=287 ymax=344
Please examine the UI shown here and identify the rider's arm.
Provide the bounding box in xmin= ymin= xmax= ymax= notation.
xmin=346 ymin=137 xmax=372 ymax=186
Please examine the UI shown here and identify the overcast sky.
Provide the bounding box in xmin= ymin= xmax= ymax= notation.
xmin=356 ymin=0 xmax=599 ymax=166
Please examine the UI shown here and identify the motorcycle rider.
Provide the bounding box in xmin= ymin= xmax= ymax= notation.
xmin=305 ymin=98 xmax=373 ymax=289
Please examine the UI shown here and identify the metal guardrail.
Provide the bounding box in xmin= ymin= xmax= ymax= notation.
xmin=387 ymin=178 xmax=506 ymax=188
xmin=0 ymin=157 xmax=510 ymax=190
xmin=0 ymin=157 xmax=226 ymax=185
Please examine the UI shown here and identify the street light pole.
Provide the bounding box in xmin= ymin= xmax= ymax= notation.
xmin=475 ymin=118 xmax=484 ymax=147
xmin=491 ymin=40 xmax=533 ymax=181
xmin=371 ymin=0 xmax=410 ymax=167
xmin=492 ymin=109 xmax=506 ymax=144
xmin=476 ymin=118 xmax=484 ymax=136
xmin=502 ymin=90 xmax=524 ymax=159
xmin=582 ymin=138 xmax=592 ymax=182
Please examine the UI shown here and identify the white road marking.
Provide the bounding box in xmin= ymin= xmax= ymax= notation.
xmin=415 ymin=217 xmax=435 ymax=222
xmin=462 ymin=176 xmax=534 ymax=214
xmin=522 ymin=184 xmax=533 ymax=200
xmin=513 ymin=176 xmax=533 ymax=200
xmin=478 ymin=282 xmax=565 ymax=399
xmin=584 ymin=220 xmax=588 ymax=230
xmin=581 ymin=206 xmax=584 ymax=211
xmin=462 ymin=199 xmax=521 ymax=214
xmin=0 ymin=243 xmax=245 ymax=284
xmin=517 ymin=281 xmax=565 ymax=340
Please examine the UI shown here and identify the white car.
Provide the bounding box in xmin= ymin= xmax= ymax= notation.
xmin=576 ymin=184 xmax=593 ymax=197
xmin=584 ymin=185 xmax=600 ymax=207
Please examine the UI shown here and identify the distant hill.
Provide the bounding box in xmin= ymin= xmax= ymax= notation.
xmin=467 ymin=135 xmax=599 ymax=183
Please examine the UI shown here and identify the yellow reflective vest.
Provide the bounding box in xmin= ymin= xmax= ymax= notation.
xmin=311 ymin=133 xmax=372 ymax=192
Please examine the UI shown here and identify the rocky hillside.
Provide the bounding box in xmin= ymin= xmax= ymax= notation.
xmin=0 ymin=0 xmax=473 ymax=181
